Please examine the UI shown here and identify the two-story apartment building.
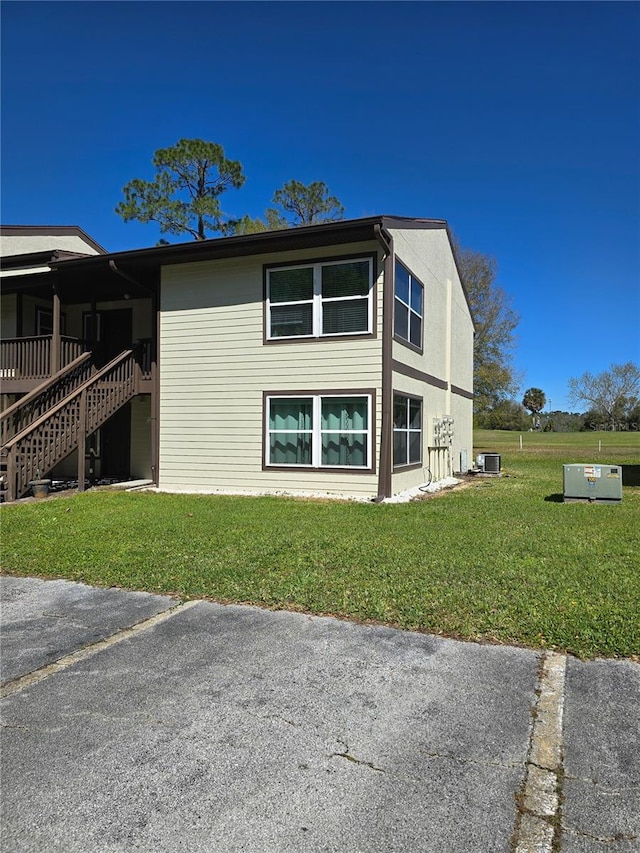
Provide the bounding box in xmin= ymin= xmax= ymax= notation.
xmin=0 ymin=216 xmax=474 ymax=501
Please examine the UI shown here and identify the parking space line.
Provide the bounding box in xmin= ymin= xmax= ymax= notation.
xmin=0 ymin=600 xmax=200 ymax=698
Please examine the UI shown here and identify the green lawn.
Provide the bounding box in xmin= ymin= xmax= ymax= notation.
xmin=2 ymin=430 xmax=639 ymax=659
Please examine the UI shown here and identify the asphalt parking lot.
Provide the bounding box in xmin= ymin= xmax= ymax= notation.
xmin=1 ymin=575 xmax=638 ymax=852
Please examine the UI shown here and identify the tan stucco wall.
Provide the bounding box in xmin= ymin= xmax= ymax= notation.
xmin=388 ymin=226 xmax=474 ymax=489
xmin=0 ymin=233 xmax=101 ymax=257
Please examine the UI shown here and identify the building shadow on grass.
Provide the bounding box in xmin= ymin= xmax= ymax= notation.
xmin=544 ymin=493 xmax=564 ymax=503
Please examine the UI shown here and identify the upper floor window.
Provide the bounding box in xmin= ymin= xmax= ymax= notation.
xmin=266 ymin=257 xmax=373 ymax=340
xmin=394 ymin=261 xmax=423 ymax=349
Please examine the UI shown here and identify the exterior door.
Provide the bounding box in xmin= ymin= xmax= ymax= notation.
xmin=95 ymin=308 xmax=132 ymax=366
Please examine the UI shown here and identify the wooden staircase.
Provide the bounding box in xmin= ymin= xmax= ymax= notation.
xmin=1 ymin=347 xmax=142 ymax=502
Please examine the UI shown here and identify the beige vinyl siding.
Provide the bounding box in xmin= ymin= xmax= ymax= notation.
xmin=159 ymin=242 xmax=383 ymax=498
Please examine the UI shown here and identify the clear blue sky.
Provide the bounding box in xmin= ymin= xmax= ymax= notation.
xmin=2 ymin=1 xmax=639 ymax=412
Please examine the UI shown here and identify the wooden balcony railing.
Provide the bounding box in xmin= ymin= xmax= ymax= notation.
xmin=0 ymin=337 xmax=153 ymax=384
xmin=2 ymin=348 xmax=140 ymax=501
xmin=0 ymin=336 xmax=85 ymax=381
xmin=0 ymin=352 xmax=94 ymax=447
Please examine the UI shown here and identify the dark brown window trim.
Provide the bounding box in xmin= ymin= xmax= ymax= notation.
xmin=393 ymin=333 xmax=423 ymax=355
xmin=263 ymin=250 xmax=377 ymax=273
xmin=393 ymin=258 xmax=424 ymax=353
xmin=392 ymin=390 xmax=423 ymax=471
xmin=392 ymin=461 xmax=423 ymax=474
xmin=451 ymin=384 xmax=474 ymax=400
xmin=264 ymin=465 xmax=376 ymax=476
xmin=392 ymin=360 xmax=448 ymax=390
xmin=262 ymin=388 xmax=377 ymax=475
xmin=263 ymin=331 xmax=376 ymax=346
xmin=262 ymin=252 xmax=379 ymax=344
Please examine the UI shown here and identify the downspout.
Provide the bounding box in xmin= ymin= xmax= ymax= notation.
xmin=108 ymin=260 xmax=153 ymax=295
xmin=374 ymin=224 xmax=394 ymax=501
xmin=151 ymin=275 xmax=160 ymax=486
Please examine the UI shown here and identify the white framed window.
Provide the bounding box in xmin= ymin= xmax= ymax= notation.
xmin=393 ymin=394 xmax=422 ymax=467
xmin=36 ymin=307 xmax=66 ymax=336
xmin=266 ymin=394 xmax=371 ymax=469
xmin=266 ymin=257 xmax=373 ymax=339
xmin=394 ymin=261 xmax=423 ymax=349
xmin=82 ymin=312 xmax=102 ymax=342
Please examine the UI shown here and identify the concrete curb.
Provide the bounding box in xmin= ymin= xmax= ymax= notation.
xmin=513 ymin=651 xmax=567 ymax=852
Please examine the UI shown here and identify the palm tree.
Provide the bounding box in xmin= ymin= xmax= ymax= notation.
xmin=522 ymin=388 xmax=546 ymax=429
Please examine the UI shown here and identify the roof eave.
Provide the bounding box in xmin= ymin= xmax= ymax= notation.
xmin=49 ymin=217 xmax=392 ymax=273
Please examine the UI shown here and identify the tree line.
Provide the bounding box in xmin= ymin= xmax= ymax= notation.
xmin=478 ymin=362 xmax=640 ymax=431
xmin=114 ymin=139 xmax=637 ymax=430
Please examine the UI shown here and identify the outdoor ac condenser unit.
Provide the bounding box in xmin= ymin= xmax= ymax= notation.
xmin=563 ymin=464 xmax=622 ymax=503
xmin=476 ymin=453 xmax=501 ymax=473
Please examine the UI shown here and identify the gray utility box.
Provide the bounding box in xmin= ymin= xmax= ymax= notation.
xmin=563 ymin=464 xmax=622 ymax=503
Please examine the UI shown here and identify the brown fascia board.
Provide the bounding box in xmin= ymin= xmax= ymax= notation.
xmin=44 ymin=215 xmax=476 ymax=327
xmin=380 ymin=216 xmax=448 ymax=230
xmin=50 ymin=216 xmax=454 ymax=275
xmin=0 ymin=249 xmax=95 ymax=271
xmin=0 ymin=225 xmax=107 ymax=254
xmin=50 ymin=217 xmax=386 ymax=273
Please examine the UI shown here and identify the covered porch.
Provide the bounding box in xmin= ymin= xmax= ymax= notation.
xmin=1 ymin=257 xmax=160 ymax=499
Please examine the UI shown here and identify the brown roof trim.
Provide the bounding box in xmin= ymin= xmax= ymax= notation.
xmin=50 ymin=217 xmax=387 ymax=272
xmin=48 ymin=216 xmax=455 ymax=273
xmin=0 ymin=249 xmax=95 ymax=270
xmin=0 ymin=225 xmax=107 ymax=254
xmin=380 ymin=216 xmax=448 ymax=230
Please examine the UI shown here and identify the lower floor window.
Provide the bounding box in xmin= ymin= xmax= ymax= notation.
xmin=393 ymin=394 xmax=422 ymax=466
xmin=267 ymin=394 xmax=371 ymax=468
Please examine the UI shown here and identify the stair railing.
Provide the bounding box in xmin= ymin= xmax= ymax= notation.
xmin=2 ymin=347 xmax=140 ymax=502
xmin=1 ymin=352 xmax=94 ymax=447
